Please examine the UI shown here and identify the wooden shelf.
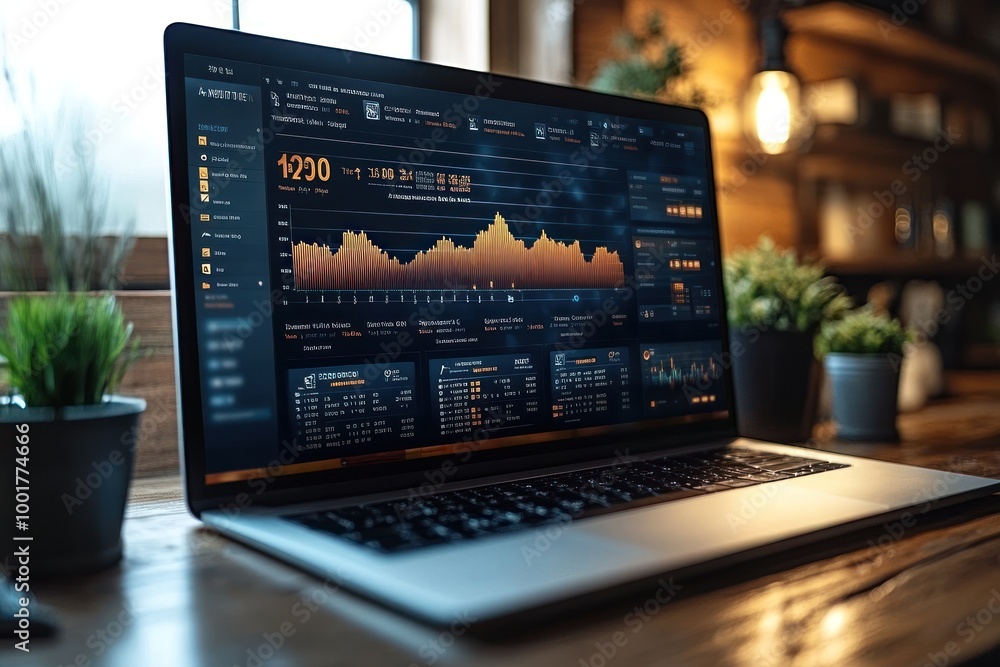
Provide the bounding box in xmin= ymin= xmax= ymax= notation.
xmin=798 ymin=126 xmax=998 ymax=186
xmin=823 ymin=254 xmax=985 ymax=277
xmin=784 ymin=1 xmax=1000 ymax=82
xmin=965 ymin=344 xmax=1000 ymax=368
xmin=771 ymin=1 xmax=999 ymax=370
xmin=809 ymin=126 xmax=996 ymax=165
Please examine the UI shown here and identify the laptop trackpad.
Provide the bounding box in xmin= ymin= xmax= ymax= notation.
xmin=585 ymin=483 xmax=894 ymax=556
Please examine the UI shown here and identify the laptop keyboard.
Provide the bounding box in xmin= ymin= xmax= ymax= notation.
xmin=287 ymin=448 xmax=849 ymax=553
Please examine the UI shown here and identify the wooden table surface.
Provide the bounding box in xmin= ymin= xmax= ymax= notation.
xmin=5 ymin=372 xmax=1000 ymax=667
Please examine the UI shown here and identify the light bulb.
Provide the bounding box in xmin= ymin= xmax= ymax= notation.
xmin=745 ymin=70 xmax=802 ymax=154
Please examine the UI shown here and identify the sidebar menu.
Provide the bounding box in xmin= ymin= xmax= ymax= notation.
xmin=183 ymin=57 xmax=280 ymax=474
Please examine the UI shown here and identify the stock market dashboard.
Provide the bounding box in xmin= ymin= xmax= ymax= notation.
xmin=180 ymin=54 xmax=728 ymax=483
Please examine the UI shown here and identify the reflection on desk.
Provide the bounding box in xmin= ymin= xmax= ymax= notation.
xmin=3 ymin=372 xmax=1000 ymax=667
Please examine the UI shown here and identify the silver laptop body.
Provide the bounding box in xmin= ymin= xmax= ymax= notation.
xmin=163 ymin=23 xmax=1000 ymax=628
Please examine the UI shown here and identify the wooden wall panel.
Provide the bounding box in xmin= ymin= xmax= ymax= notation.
xmin=573 ymin=0 xmax=625 ymax=84
xmin=0 ymin=291 xmax=179 ymax=478
xmin=115 ymin=292 xmax=179 ymax=478
xmin=120 ymin=238 xmax=171 ymax=289
xmin=0 ymin=236 xmax=170 ymax=291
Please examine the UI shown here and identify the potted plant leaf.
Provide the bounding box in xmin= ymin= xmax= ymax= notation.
xmin=815 ymin=309 xmax=911 ymax=441
xmin=724 ymin=237 xmax=852 ymax=442
xmin=0 ymin=295 xmax=144 ymax=575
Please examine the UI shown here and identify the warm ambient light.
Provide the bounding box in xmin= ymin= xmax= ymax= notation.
xmin=746 ymin=69 xmax=801 ymax=154
xmin=744 ymin=11 xmax=807 ymax=155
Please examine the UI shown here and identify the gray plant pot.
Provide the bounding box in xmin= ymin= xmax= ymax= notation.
xmin=0 ymin=396 xmax=145 ymax=576
xmin=824 ymin=353 xmax=901 ymax=441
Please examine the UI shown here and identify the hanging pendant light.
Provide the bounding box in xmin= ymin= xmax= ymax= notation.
xmin=745 ymin=7 xmax=806 ymax=154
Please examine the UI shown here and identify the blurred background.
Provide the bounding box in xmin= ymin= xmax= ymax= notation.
xmin=2 ymin=0 xmax=999 ymax=470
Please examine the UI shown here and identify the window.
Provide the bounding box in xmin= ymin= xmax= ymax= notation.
xmin=236 ymin=0 xmax=416 ymax=60
xmin=1 ymin=0 xmax=417 ymax=237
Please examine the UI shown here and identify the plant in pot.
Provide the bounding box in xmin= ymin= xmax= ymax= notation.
xmin=724 ymin=237 xmax=852 ymax=442
xmin=815 ymin=308 xmax=911 ymax=441
xmin=0 ymin=59 xmax=143 ymax=575
xmin=0 ymin=295 xmax=144 ymax=575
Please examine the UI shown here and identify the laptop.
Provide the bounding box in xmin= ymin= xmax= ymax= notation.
xmin=163 ymin=23 xmax=1000 ymax=628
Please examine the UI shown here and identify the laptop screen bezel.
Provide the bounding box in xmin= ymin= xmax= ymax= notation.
xmin=163 ymin=22 xmax=738 ymax=515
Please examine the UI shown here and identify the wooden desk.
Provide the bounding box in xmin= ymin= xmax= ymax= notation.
xmin=5 ymin=373 xmax=1000 ymax=667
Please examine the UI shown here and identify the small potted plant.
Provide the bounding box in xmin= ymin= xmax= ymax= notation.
xmin=0 ymin=294 xmax=144 ymax=575
xmin=815 ymin=308 xmax=911 ymax=441
xmin=0 ymin=58 xmax=143 ymax=574
xmin=724 ymin=237 xmax=852 ymax=441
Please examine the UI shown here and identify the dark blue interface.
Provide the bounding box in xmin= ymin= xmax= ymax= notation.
xmin=180 ymin=54 xmax=728 ymax=483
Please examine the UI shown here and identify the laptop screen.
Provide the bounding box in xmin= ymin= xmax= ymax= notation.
xmin=166 ymin=26 xmax=730 ymax=486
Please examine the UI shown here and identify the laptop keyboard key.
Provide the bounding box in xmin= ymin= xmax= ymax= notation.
xmin=739 ymin=472 xmax=791 ymax=482
xmin=716 ymin=479 xmax=760 ymax=488
xmin=694 ymin=484 xmax=732 ymax=492
xmin=758 ymin=461 xmax=818 ymax=472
